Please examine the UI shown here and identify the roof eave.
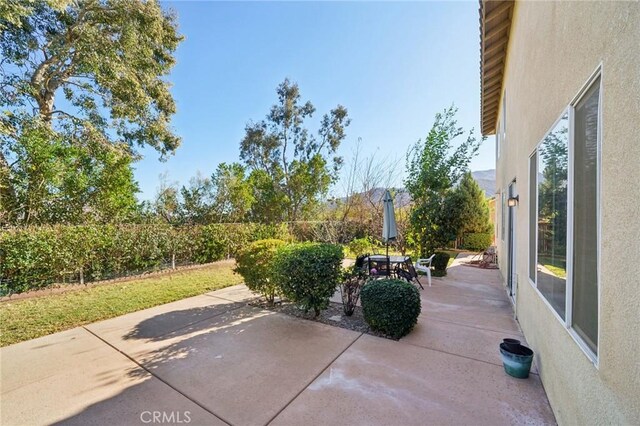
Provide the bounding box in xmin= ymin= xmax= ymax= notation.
xmin=479 ymin=0 xmax=514 ymax=136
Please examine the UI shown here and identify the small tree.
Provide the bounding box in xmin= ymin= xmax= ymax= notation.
xmin=443 ymin=172 xmax=492 ymax=247
xmin=210 ymin=163 xmax=254 ymax=223
xmin=405 ymin=106 xmax=481 ymax=256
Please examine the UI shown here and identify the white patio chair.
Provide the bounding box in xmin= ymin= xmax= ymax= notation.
xmin=414 ymin=254 xmax=436 ymax=287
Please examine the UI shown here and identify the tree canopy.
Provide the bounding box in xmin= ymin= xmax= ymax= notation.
xmin=405 ymin=106 xmax=481 ymax=256
xmin=240 ymin=79 xmax=350 ymax=222
xmin=442 ymin=171 xmax=492 ymax=245
xmin=0 ymin=0 xmax=183 ymax=224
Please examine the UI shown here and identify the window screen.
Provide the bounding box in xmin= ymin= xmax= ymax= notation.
xmin=572 ymin=77 xmax=600 ymax=353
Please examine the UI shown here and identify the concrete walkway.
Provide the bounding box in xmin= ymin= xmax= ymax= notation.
xmin=0 ymin=254 xmax=556 ymax=425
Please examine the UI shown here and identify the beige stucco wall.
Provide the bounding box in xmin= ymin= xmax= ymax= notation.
xmin=493 ymin=1 xmax=640 ymax=424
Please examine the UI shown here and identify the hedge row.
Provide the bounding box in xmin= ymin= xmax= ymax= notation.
xmin=0 ymin=221 xmax=366 ymax=295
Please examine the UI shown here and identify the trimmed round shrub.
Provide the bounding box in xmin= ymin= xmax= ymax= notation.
xmin=432 ymin=251 xmax=451 ymax=276
xmin=361 ymin=279 xmax=421 ymax=338
xmin=273 ymin=242 xmax=344 ymax=316
xmin=234 ymin=239 xmax=286 ymax=304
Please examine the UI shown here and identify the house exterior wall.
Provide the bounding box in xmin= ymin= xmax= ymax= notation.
xmin=493 ymin=1 xmax=640 ymax=424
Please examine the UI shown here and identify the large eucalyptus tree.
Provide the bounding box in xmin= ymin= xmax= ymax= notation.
xmin=0 ymin=0 xmax=183 ymax=224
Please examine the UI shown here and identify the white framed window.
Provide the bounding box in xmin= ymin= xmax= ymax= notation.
xmin=501 ymin=190 xmax=506 ymax=241
xmin=569 ymin=73 xmax=601 ymax=356
xmin=528 ymin=67 xmax=601 ymax=363
xmin=536 ymin=111 xmax=569 ymax=320
xmin=528 ymin=153 xmax=537 ymax=283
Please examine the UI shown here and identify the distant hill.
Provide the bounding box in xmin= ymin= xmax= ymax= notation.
xmin=471 ymin=169 xmax=496 ymax=198
xmin=329 ymin=169 xmax=496 ymax=207
xmin=329 ymin=188 xmax=411 ymax=208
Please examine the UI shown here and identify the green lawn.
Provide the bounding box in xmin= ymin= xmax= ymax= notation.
xmin=538 ymin=255 xmax=567 ymax=278
xmin=0 ymin=262 xmax=242 ymax=347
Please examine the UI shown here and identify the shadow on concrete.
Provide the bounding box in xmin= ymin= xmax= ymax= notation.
xmin=124 ymin=306 xmax=268 ymax=380
xmin=122 ymin=299 xmax=247 ymax=342
xmin=53 ymin=307 xmax=268 ymax=425
xmin=53 ymin=303 xmax=356 ymax=426
xmin=50 ymin=374 xmax=222 ymax=426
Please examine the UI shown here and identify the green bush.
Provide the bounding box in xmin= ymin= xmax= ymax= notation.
xmin=347 ymin=237 xmax=371 ymax=258
xmin=360 ymin=279 xmax=421 ymax=338
xmin=463 ymin=232 xmax=493 ymax=251
xmin=273 ymin=242 xmax=343 ymax=316
xmin=431 ymin=251 xmax=451 ymax=277
xmin=234 ymin=239 xmax=286 ymax=304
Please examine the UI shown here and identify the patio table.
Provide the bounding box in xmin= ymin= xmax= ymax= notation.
xmin=363 ymin=255 xmax=413 ymax=278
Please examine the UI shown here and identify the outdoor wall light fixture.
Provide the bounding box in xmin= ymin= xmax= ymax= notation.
xmin=508 ymin=195 xmax=520 ymax=207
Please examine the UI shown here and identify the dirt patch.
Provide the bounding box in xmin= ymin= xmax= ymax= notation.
xmin=250 ymin=299 xmax=395 ymax=340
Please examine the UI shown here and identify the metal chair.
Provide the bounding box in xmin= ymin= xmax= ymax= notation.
xmin=414 ymin=254 xmax=436 ymax=287
xmin=395 ymin=263 xmax=424 ymax=290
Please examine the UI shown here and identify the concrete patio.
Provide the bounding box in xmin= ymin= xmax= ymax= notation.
xmin=0 ymin=254 xmax=556 ymax=425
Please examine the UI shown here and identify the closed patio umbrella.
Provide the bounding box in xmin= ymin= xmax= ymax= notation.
xmin=382 ymin=189 xmax=398 ymax=276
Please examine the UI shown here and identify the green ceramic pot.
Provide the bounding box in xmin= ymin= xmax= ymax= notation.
xmin=499 ymin=343 xmax=534 ymax=379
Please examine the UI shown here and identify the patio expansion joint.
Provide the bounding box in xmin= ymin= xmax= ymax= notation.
xmin=427 ymin=288 xmax=511 ymax=303
xmin=424 ymin=315 xmax=524 ymax=336
xmin=264 ymin=332 xmax=364 ymax=426
xmin=81 ymin=326 xmax=233 ymax=426
xmin=399 ymin=336 xmax=539 ymax=375
xmin=203 ymin=292 xmax=259 ymax=304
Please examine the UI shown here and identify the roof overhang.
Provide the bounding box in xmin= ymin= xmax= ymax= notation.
xmin=479 ymin=0 xmax=514 ymax=135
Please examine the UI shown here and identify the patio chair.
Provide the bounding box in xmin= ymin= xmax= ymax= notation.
xmin=414 ymin=254 xmax=436 ymax=287
xmin=355 ymin=253 xmax=370 ymax=270
xmin=395 ymin=262 xmax=424 ymax=290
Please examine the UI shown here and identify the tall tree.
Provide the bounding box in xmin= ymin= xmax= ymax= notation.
xmin=239 ymin=79 xmax=350 ymax=222
xmin=0 ymin=0 xmax=183 ymax=224
xmin=405 ymin=106 xmax=481 ymax=256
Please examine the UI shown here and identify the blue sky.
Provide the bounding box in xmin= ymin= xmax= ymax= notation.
xmin=135 ymin=1 xmax=494 ymax=200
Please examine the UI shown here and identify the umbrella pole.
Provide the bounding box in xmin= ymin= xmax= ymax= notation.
xmin=386 ymin=242 xmax=390 ymax=277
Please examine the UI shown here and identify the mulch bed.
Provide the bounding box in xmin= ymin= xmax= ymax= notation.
xmin=249 ymin=299 xmax=394 ymax=340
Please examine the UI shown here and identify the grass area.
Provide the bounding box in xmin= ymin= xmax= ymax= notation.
xmin=0 ymin=262 xmax=242 ymax=347
xmin=542 ymin=264 xmax=567 ymax=278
